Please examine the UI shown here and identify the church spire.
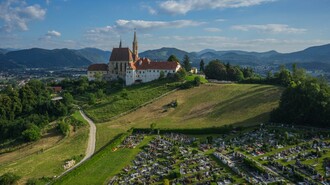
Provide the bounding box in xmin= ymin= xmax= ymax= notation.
xmin=132 ymin=29 xmax=138 ymax=60
xmin=119 ymin=37 xmax=122 ymax=48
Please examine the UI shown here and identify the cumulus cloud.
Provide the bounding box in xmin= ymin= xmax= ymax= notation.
xmin=204 ymin=27 xmax=222 ymax=32
xmin=158 ymin=0 xmax=274 ymax=15
xmin=39 ymin=30 xmax=61 ymax=40
xmin=232 ymin=24 xmax=306 ymax=34
xmin=88 ymin=19 xmax=204 ymax=34
xmin=0 ymin=0 xmax=46 ymax=32
xmin=46 ymin=30 xmax=61 ymax=37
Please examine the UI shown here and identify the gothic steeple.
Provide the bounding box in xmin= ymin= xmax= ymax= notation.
xmin=132 ymin=29 xmax=138 ymax=60
xmin=119 ymin=37 xmax=122 ymax=48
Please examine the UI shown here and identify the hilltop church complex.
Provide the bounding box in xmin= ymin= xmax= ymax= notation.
xmin=87 ymin=31 xmax=181 ymax=86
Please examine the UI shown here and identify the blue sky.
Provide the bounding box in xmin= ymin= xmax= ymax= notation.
xmin=0 ymin=0 xmax=330 ymax=52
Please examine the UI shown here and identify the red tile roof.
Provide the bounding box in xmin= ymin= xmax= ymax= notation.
xmin=110 ymin=48 xmax=134 ymax=61
xmin=134 ymin=58 xmax=179 ymax=70
xmin=128 ymin=62 xmax=136 ymax=70
xmin=87 ymin=63 xmax=108 ymax=71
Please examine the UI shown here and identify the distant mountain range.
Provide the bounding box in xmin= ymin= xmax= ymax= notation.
xmin=139 ymin=44 xmax=330 ymax=72
xmin=0 ymin=48 xmax=110 ymax=70
xmin=1 ymin=44 xmax=330 ymax=72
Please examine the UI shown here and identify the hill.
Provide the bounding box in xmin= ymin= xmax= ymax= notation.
xmin=3 ymin=48 xmax=92 ymax=68
xmin=54 ymin=83 xmax=282 ymax=185
xmin=140 ymin=44 xmax=330 ymax=71
xmin=0 ymin=47 xmax=111 ymax=70
xmin=95 ymin=83 xmax=283 ymax=150
xmin=140 ymin=47 xmax=197 ymax=62
xmin=74 ymin=48 xmax=110 ymax=64
xmin=1 ymin=43 xmax=330 ymax=71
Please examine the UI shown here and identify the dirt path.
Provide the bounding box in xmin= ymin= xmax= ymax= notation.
xmin=55 ymin=109 xmax=96 ymax=179
xmin=78 ymin=109 xmax=96 ymax=161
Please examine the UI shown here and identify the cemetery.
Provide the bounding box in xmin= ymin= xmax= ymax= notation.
xmin=107 ymin=125 xmax=330 ymax=185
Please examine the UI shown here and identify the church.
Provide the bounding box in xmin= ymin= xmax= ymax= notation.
xmin=87 ymin=31 xmax=181 ymax=86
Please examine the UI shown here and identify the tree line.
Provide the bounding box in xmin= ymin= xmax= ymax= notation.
xmin=270 ymin=64 xmax=330 ymax=128
xmin=0 ymin=80 xmax=73 ymax=142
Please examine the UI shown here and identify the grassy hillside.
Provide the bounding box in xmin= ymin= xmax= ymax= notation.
xmin=0 ymin=111 xmax=89 ymax=184
xmin=95 ymin=83 xmax=283 ymax=150
xmin=55 ymin=83 xmax=282 ymax=184
xmin=54 ymin=135 xmax=154 ymax=185
xmin=84 ymin=79 xmax=180 ymax=123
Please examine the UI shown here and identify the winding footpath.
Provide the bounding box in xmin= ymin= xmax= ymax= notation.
xmin=78 ymin=109 xmax=96 ymax=162
xmin=55 ymin=109 xmax=96 ymax=179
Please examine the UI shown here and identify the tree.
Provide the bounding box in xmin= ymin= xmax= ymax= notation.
xmin=22 ymin=124 xmax=41 ymax=142
xmin=0 ymin=172 xmax=20 ymax=185
xmin=199 ymin=59 xmax=205 ymax=73
xmin=159 ymin=71 xmax=165 ymax=79
xmin=173 ymin=68 xmax=187 ymax=81
xmin=96 ymin=89 xmax=105 ymax=99
xmin=94 ymin=72 xmax=103 ymax=81
xmin=167 ymin=55 xmax=179 ymax=63
xmin=182 ymin=54 xmax=191 ymax=72
xmin=204 ymin=60 xmax=227 ymax=80
xmin=194 ymin=76 xmax=201 ymax=86
xmin=88 ymin=93 xmax=96 ymax=104
xmin=243 ymin=67 xmax=253 ymax=78
xmin=271 ymin=73 xmax=330 ymax=128
xmin=58 ymin=120 xmax=70 ymax=136
xmin=62 ymin=92 xmax=73 ymax=106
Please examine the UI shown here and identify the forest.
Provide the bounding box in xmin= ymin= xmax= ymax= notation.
xmin=0 ymin=80 xmax=72 ymax=142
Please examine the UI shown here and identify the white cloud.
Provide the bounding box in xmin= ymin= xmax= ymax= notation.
xmin=88 ymin=19 xmax=204 ymax=34
xmin=0 ymin=0 xmax=46 ymax=32
xmin=46 ymin=30 xmax=61 ymax=37
xmin=204 ymin=27 xmax=222 ymax=32
xmin=232 ymin=24 xmax=306 ymax=34
xmin=159 ymin=0 xmax=274 ymax=15
xmin=117 ymin=19 xmax=203 ymax=29
xmin=39 ymin=30 xmax=61 ymax=40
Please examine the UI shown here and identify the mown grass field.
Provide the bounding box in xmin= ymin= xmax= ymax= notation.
xmin=0 ymin=111 xmax=89 ymax=184
xmin=95 ymin=83 xmax=283 ymax=150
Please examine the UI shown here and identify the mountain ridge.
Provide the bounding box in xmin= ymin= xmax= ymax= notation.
xmin=1 ymin=43 xmax=330 ymax=71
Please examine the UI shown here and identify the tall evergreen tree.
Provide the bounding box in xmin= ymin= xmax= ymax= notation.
xmin=182 ymin=54 xmax=191 ymax=72
xmin=199 ymin=59 xmax=205 ymax=73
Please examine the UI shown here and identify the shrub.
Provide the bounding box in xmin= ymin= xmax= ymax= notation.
xmin=22 ymin=125 xmax=41 ymax=142
xmin=194 ymin=76 xmax=201 ymax=86
xmin=58 ymin=120 xmax=70 ymax=136
xmin=26 ymin=178 xmax=37 ymax=185
xmin=0 ymin=172 xmax=21 ymax=185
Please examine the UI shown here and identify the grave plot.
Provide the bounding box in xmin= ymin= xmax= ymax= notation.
xmin=109 ymin=134 xmax=245 ymax=185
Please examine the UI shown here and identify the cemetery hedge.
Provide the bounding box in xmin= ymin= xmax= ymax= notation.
xmin=133 ymin=125 xmax=234 ymax=135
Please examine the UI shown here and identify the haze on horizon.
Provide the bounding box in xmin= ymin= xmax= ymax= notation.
xmin=0 ymin=0 xmax=329 ymax=53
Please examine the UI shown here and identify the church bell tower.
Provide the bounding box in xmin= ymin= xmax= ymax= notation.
xmin=132 ymin=29 xmax=138 ymax=61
